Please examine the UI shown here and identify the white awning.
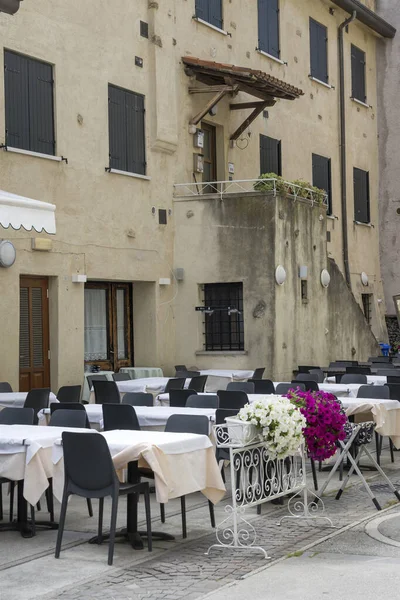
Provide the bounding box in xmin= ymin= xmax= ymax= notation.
xmin=0 ymin=189 xmax=56 ymax=234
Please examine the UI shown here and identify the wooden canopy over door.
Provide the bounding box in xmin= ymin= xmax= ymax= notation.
xmin=19 ymin=276 xmax=50 ymax=392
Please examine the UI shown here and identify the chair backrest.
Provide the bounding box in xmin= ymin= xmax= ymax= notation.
xmin=0 ymin=381 xmax=13 ymax=392
xmin=102 ymin=403 xmax=140 ymax=431
xmin=276 ymin=383 xmax=306 ymax=395
xmin=215 ymin=408 xmax=240 ymax=424
xmin=368 ymin=356 xmax=390 ymax=363
xmin=251 ymin=368 xmax=265 ymax=380
xmin=175 ymin=371 xmax=200 ymax=379
xmin=62 ymin=431 xmax=116 ymax=492
xmin=248 ymin=379 xmax=275 ymax=394
xmin=387 ymin=383 xmax=400 ymax=401
xmin=357 ymin=385 xmax=389 ymax=399
xmin=49 ymin=409 xmax=88 ymax=428
xmin=346 ymin=366 xmax=371 ymax=374
xmin=188 ymin=375 xmax=208 ymax=392
xmin=309 ymin=369 xmax=325 ymax=383
xmin=341 ymin=374 xmax=368 ymax=384
xmin=169 ymin=389 xmax=197 ymax=407
xmin=217 ymin=390 xmax=249 ymax=410
xmin=87 ymin=374 xmax=107 ymax=390
xmin=164 ymin=378 xmax=186 ymax=393
xmin=92 ymin=380 xmax=121 ymax=404
xmin=24 ymin=388 xmax=51 ymax=424
xmin=298 ymin=365 xmax=320 ymax=373
xmin=376 ymin=370 xmax=400 ymax=377
xmin=292 ymin=379 xmax=319 ymax=392
xmin=186 ymin=394 xmax=219 ymax=408
xmin=57 ymin=385 xmax=82 ymax=403
xmin=226 ymin=381 xmax=255 ymax=394
xmin=296 ymin=372 xmax=320 ymax=383
xmin=50 ymin=402 xmax=90 ymax=427
xmin=387 ymin=376 xmax=400 ymax=384
xmin=112 ymin=373 xmax=131 ymax=382
xmin=0 ymin=407 xmax=34 ymax=425
xmin=165 ymin=414 xmax=209 ymax=435
xmin=329 ymin=361 xmax=357 ymax=367
xmin=174 ymin=365 xmax=187 ymax=373
xmin=122 ymin=392 xmax=153 ymax=406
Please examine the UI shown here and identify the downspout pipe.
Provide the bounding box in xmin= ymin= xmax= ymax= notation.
xmin=339 ymin=11 xmax=356 ymax=288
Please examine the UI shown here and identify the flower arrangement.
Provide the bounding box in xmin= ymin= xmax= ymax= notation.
xmin=237 ymin=396 xmax=306 ymax=460
xmin=286 ymin=390 xmax=347 ymax=461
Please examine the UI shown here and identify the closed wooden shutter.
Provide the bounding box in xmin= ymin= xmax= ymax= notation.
xmin=108 ymin=85 xmax=127 ymax=171
xmin=354 ymin=168 xmax=370 ymax=224
xmin=126 ymin=92 xmax=146 ymax=175
xmin=4 ymin=50 xmax=30 ymax=150
xmin=195 ymin=0 xmax=207 ymax=20
xmin=260 ymin=134 xmax=281 ymax=176
xmin=28 ymin=58 xmax=55 ymax=155
xmin=351 ymin=44 xmax=366 ymax=102
xmin=258 ymin=0 xmax=280 ymax=58
xmin=312 ymin=154 xmax=332 ymax=214
xmin=195 ymin=0 xmax=222 ymax=29
xmin=19 ymin=287 xmax=30 ymax=370
xmin=310 ymin=18 xmax=328 ymax=83
xmin=31 ymin=287 xmax=44 ymax=367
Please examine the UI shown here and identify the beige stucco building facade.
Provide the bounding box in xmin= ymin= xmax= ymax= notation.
xmin=0 ymin=0 xmax=393 ymax=390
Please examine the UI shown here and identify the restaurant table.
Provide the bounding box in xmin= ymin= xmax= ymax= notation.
xmin=0 ymin=392 xmax=58 ymax=409
xmin=119 ymin=367 xmax=164 ymax=379
xmin=325 ymin=375 xmax=387 ymax=385
xmin=82 ymin=371 xmax=114 ymax=402
xmin=197 ymin=370 xmax=254 ymax=393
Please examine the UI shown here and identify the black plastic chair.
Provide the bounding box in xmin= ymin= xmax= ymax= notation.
xmin=122 ymin=392 xmax=153 ymax=407
xmin=296 ymin=373 xmax=320 ymax=383
xmin=357 ymin=385 xmax=390 ymax=399
xmin=92 ymin=380 xmax=121 ymax=405
xmin=188 ymin=375 xmax=208 ymax=393
xmin=87 ymin=374 xmax=107 ymax=390
xmin=275 ymin=383 xmax=306 ymax=394
xmin=330 ymin=361 xmax=357 ymax=367
xmin=24 ymin=388 xmax=50 ymax=425
xmin=346 ymin=366 xmax=371 ymax=375
xmin=309 ymin=369 xmax=325 ymax=383
xmin=102 ymin=403 xmax=140 ymax=431
xmin=0 ymin=407 xmax=34 ymax=425
xmin=251 ymin=368 xmax=265 ymax=380
xmin=298 ymin=365 xmax=320 ymax=373
xmin=50 ymin=403 xmax=90 ymax=428
xmin=175 ymin=371 xmax=200 ymax=379
xmin=0 ymin=382 xmax=13 ymax=392
xmin=217 ymin=390 xmax=248 ymax=410
xmin=226 ymin=381 xmax=255 ymax=394
xmin=368 ymin=356 xmax=390 ymax=363
xmin=57 ymin=385 xmax=82 ymax=403
xmin=112 ymin=373 xmax=131 ymax=382
xmin=186 ymin=394 xmax=219 ymax=408
xmin=387 ymin=376 xmax=400 ymax=384
xmin=341 ymin=374 xmax=368 ymax=384
xmin=292 ymin=379 xmax=319 ymax=392
xmin=387 ymin=383 xmax=400 ymax=401
xmin=55 ymin=432 xmax=152 ymax=565
xmin=376 ymin=370 xmax=400 ymax=377
xmin=169 ymin=389 xmax=197 ymax=407
xmin=174 ymin=365 xmax=187 ymax=373
xmin=164 ymin=378 xmax=186 ymax=393
xmin=248 ymin=379 xmax=275 ymax=394
xmin=49 ymin=410 xmax=87 ymax=428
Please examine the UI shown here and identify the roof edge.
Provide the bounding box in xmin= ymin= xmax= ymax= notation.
xmin=331 ymin=0 xmax=396 ymax=38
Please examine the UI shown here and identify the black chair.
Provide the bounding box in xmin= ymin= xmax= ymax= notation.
xmin=112 ymin=373 xmax=131 ymax=382
xmin=163 ymin=414 xmax=215 ymax=538
xmin=102 ymin=404 xmax=140 ymax=431
xmin=387 ymin=383 xmax=400 ymax=401
xmin=122 ymin=392 xmax=153 ymax=407
xmin=248 ymin=379 xmax=275 ymax=394
xmin=24 ymin=388 xmax=50 ymax=425
xmin=368 ymin=356 xmax=390 ymax=363
xmin=341 ymin=374 xmax=368 ymax=384
xmin=309 ymin=369 xmax=325 ymax=383
xmin=92 ymin=380 xmax=121 ymax=404
xmin=174 ymin=365 xmax=187 ymax=373
xmin=251 ymin=368 xmax=265 ymax=380
xmin=387 ymin=376 xmax=400 ymax=384
xmin=217 ymin=390 xmax=248 ymax=410
xmin=215 ymin=408 xmax=240 ymax=481
xmin=0 ymin=382 xmax=13 ymax=392
xmin=87 ymin=374 xmax=107 ymax=390
xmin=186 ymin=394 xmax=219 ymax=408
xmin=330 ymin=361 xmax=357 ymax=367
xmin=0 ymin=407 xmax=34 ymax=425
xmin=176 ymin=371 xmax=200 ymax=378
xmin=49 ymin=410 xmax=87 ymax=428
xmin=188 ymin=375 xmax=208 ymax=393
xmin=292 ymin=379 xmax=319 ymax=392
xmin=169 ymin=389 xmax=197 ymax=407
xmin=275 ymin=383 xmax=306 ymax=394
xmin=164 ymin=378 xmax=186 ymax=392
xmin=226 ymin=381 xmax=255 ymax=394
xmin=376 ymin=370 xmax=400 ymax=377
xmin=57 ymin=385 xmax=82 ymax=403
xmin=346 ymin=366 xmax=371 ymax=375
xmin=50 ymin=403 xmax=90 ymax=429
xmin=298 ymin=365 xmax=320 ymax=373
xmin=296 ymin=373 xmax=320 ymax=383
xmin=55 ymin=432 xmax=152 ymax=565
xmin=357 ymin=385 xmax=390 ymax=400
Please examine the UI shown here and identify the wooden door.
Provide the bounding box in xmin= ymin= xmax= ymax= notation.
xmin=202 ymin=122 xmax=217 ymax=186
xmin=84 ymin=282 xmax=133 ymax=371
xmin=19 ymin=277 xmax=50 ymax=392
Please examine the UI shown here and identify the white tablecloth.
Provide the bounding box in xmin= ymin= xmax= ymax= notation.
xmin=325 ymin=375 xmax=387 ymax=385
xmin=198 ymin=370 xmax=254 ymax=393
xmin=0 ymin=392 xmax=58 ymax=409
xmin=120 ymin=367 xmax=164 ymax=379
xmin=82 ymin=371 xmax=114 ymax=401
xmin=273 ymin=382 xmax=362 ymax=397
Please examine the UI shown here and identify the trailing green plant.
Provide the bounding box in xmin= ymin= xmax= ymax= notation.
xmin=254 ymin=174 xmax=326 ymax=205
xmin=254 ymin=173 xmax=287 ymax=194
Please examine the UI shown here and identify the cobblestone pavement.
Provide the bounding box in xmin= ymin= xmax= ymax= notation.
xmin=43 ymin=463 xmax=400 ymax=600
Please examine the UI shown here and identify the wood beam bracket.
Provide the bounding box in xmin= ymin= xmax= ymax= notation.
xmin=189 ymin=89 xmax=229 ymax=125
xmin=230 ymin=101 xmax=269 ymax=141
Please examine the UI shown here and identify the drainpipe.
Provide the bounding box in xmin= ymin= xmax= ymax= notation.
xmin=339 ymin=11 xmax=356 ymax=288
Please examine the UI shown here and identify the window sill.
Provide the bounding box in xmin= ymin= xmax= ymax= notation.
xmin=256 ymin=49 xmax=287 ymax=65
xmin=351 ymin=97 xmax=370 ymax=109
xmin=327 ymin=214 xmax=338 ymax=220
xmin=192 ymin=16 xmax=228 ymax=36
xmin=354 ymin=220 xmax=373 ymax=228
xmin=195 ymin=350 xmax=248 ymax=356
xmin=3 ymin=146 xmax=63 ymax=162
xmin=309 ymin=76 xmax=335 ymax=90
xmin=107 ymin=168 xmax=151 ymax=181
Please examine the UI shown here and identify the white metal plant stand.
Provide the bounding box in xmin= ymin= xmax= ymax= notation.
xmin=206 ymin=423 xmax=334 ymax=558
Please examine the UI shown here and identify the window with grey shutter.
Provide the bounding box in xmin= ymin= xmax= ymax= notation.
xmin=351 ymin=44 xmax=366 ymax=103
xmin=195 ymin=0 xmax=223 ymax=29
xmin=353 ymin=168 xmax=370 ymax=224
xmin=4 ymin=50 xmax=55 ymax=155
xmin=108 ymin=84 xmax=146 ymax=175
xmin=260 ymin=135 xmax=281 ymax=176
xmin=312 ymin=153 xmax=332 ymax=215
xmin=309 ymin=18 xmax=328 ymax=83
xmin=258 ymin=0 xmax=280 ymax=59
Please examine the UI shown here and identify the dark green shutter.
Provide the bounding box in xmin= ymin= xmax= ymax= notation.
xmin=260 ymin=134 xmax=281 ymax=176
xmin=310 ymin=18 xmax=328 ymax=83
xmin=258 ymin=0 xmax=280 ymax=58
xmin=351 ymin=44 xmax=366 ymax=102
xmin=195 ymin=0 xmax=222 ymax=29
xmin=108 ymin=85 xmax=127 ymax=171
xmin=354 ymin=168 xmax=370 ymax=224
xmin=28 ymin=59 xmax=55 ymax=155
xmin=4 ymin=51 xmax=30 ymax=150
xmin=126 ymin=92 xmax=146 ymax=176
xmin=195 ymin=0 xmax=207 ymax=20
xmin=312 ymin=154 xmax=332 ymax=214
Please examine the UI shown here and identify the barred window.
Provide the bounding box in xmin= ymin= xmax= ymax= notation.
xmin=203 ymin=283 xmax=244 ymax=351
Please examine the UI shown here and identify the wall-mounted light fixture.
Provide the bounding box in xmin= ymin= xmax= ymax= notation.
xmin=361 ymin=272 xmax=369 ymax=286
xmin=320 ymin=269 xmax=331 ymax=288
xmin=275 ymin=265 xmax=287 ymax=286
xmin=72 ymin=274 xmax=87 ymax=283
xmin=0 ymin=240 xmax=16 ymax=268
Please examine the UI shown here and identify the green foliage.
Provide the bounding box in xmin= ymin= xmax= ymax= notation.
xmin=255 ymin=174 xmax=326 ymax=205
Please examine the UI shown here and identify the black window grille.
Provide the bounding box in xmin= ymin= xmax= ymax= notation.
xmin=260 ymin=134 xmax=281 ymax=176
xmin=203 ymin=283 xmax=244 ymax=351
xmin=353 ymin=167 xmax=370 ymax=224
xmin=312 ymin=153 xmax=332 ymax=215
xmin=4 ymin=50 xmax=55 ymax=155
xmin=362 ymin=293 xmax=372 ymax=325
xmin=309 ymin=18 xmax=328 ymax=83
xmin=257 ymin=0 xmax=280 ymax=59
xmin=195 ymin=0 xmax=223 ymax=30
xmin=351 ymin=44 xmax=366 ymax=103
